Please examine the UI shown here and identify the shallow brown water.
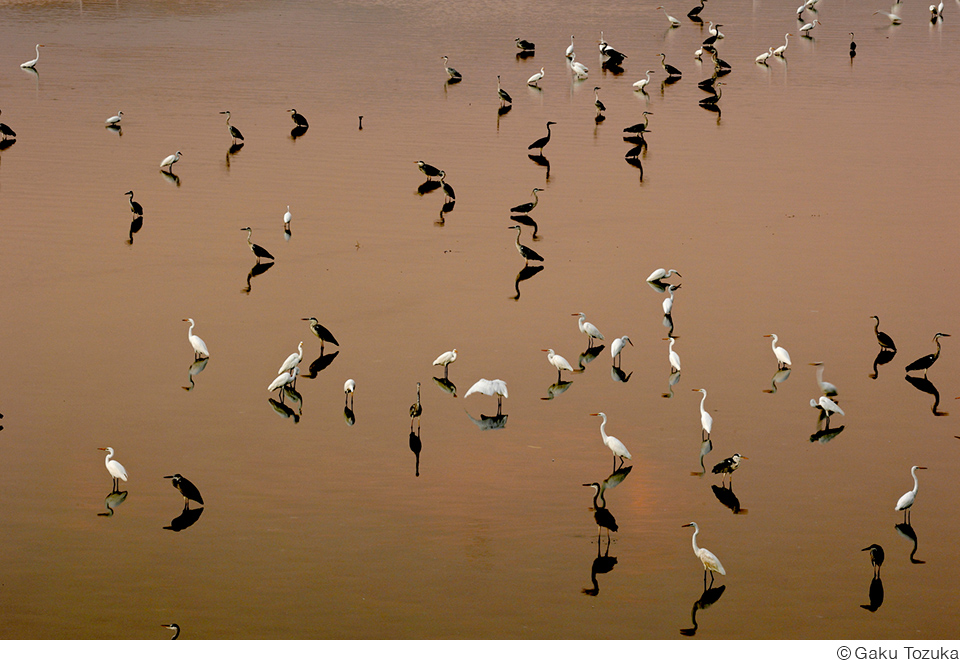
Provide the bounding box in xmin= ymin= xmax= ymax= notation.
xmin=1 ymin=0 xmax=959 ymax=640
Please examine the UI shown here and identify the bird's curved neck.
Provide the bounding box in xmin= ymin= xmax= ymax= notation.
xmin=690 ymin=527 xmax=700 ymax=553
xmin=699 ymin=391 xmax=707 ymax=409
xmin=933 ymin=337 xmax=942 ymax=357
xmin=911 ymin=469 xmax=921 ymax=494
xmin=598 ymin=416 xmax=607 ymax=438
xmin=246 ymin=229 xmax=253 ymax=244
xmin=873 ymin=317 xmax=880 ymax=333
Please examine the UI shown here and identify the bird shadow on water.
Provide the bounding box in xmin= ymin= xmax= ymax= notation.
xmin=711 ymin=483 xmax=747 ymax=515
xmin=164 ymin=505 xmax=204 ymax=532
xmin=268 ymin=396 xmax=300 ymax=423
xmin=416 ymin=180 xmax=441 ymax=196
xmin=679 ymin=584 xmax=726 ymax=637
xmin=242 ymin=261 xmax=275 ymax=294
xmin=905 ymin=375 xmax=948 ymax=416
xmin=861 ymin=576 xmax=884 ymax=612
xmin=432 ymin=376 xmax=457 ymax=397
xmin=290 ymin=125 xmax=308 ymax=139
xmin=810 ymin=425 xmax=844 ymax=444
xmin=894 ymin=521 xmax=925 ymax=564
xmin=868 ymin=349 xmax=896 ymax=379
xmin=663 ymin=370 xmax=682 ymax=398
xmin=610 ymin=365 xmax=632 ymax=383
xmin=541 ymin=379 xmax=573 ymax=400
xmin=409 ymin=428 xmax=421 ymax=477
xmin=578 ymin=345 xmax=605 ymax=371
xmin=762 ymin=367 xmax=791 ymax=394
xmin=344 ymin=403 xmax=355 ymax=426
xmin=301 ymin=350 xmax=339 ymax=379
xmin=464 ymin=409 xmax=508 ymax=430
xmin=527 ymin=154 xmax=550 ymax=180
xmin=691 ymin=439 xmax=713 ymax=476
xmin=125 ymin=216 xmax=143 ymax=245
xmin=97 ymin=489 xmax=128 ymax=517
xmin=511 ymin=264 xmax=543 ymax=300
xmin=182 ymin=357 xmax=209 ymax=391
xmin=582 ymin=534 xmax=617 ymax=596
xmin=511 ymin=214 xmax=539 ymax=240
xmin=160 ymin=170 xmax=180 ymax=187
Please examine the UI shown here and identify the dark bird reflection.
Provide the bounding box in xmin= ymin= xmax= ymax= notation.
xmin=97 ymin=489 xmax=128 ymax=517
xmin=711 ymin=483 xmax=746 ymax=515
xmin=527 ymin=153 xmax=550 ymax=179
xmin=511 ymin=264 xmax=544 ymax=300
xmin=578 ymin=345 xmax=604 ymax=371
xmin=432 ymin=376 xmax=457 ymax=397
xmin=409 ymin=428 xmax=421 ymax=477
xmin=905 ymin=374 xmax=948 ymax=416
xmin=126 ymin=216 xmax=143 ymax=245
xmin=497 ymin=104 xmax=512 ymax=117
xmin=465 ymin=409 xmax=508 ymax=431
xmin=301 ymin=350 xmax=339 ymax=379
xmin=160 ymin=169 xmax=181 ymax=187
xmin=511 ymin=214 xmax=539 ymax=240
xmin=810 ymin=425 xmax=844 ymax=443
xmin=227 ymin=142 xmax=244 ymax=156
xmin=541 ymin=379 xmax=573 ymax=400
xmin=861 ymin=576 xmax=884 ymax=612
xmin=610 ymin=365 xmax=632 ymax=383
xmin=164 ymin=504 xmax=204 ymax=532
xmin=515 ymin=50 xmax=535 ymax=61
xmin=290 ymin=125 xmax=308 ymax=139
xmin=182 ymin=357 xmax=208 ymax=391
xmin=268 ymin=396 xmax=300 ymax=423
xmin=869 ymin=349 xmax=897 ymax=379
xmin=583 ymin=482 xmax=618 ymax=541
xmin=242 ymin=261 xmax=275 ymax=294
xmin=417 ymin=180 xmax=441 ymax=196
xmin=0 ymin=137 xmax=17 ymax=151
xmin=894 ymin=521 xmax=925 ymax=564
xmin=663 ymin=313 xmax=676 ymax=338
xmin=582 ymin=535 xmax=617 ymax=596
xmin=679 ymin=584 xmax=726 ymax=637
xmin=763 ymin=367 xmax=791 ymax=393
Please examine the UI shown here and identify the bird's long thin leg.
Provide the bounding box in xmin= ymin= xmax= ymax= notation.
xmin=708 ymin=571 xmax=715 ymax=587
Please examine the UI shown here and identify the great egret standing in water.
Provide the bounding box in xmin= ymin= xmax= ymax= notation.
xmin=543 ymin=349 xmax=574 ymax=381
xmin=278 ymin=341 xmax=303 ymax=374
xmin=693 ymin=389 xmax=712 ymax=440
xmin=682 ymin=522 xmax=726 ymax=585
xmin=611 ymin=336 xmax=633 ymax=365
xmin=182 ymin=318 xmax=209 ymax=359
xmin=527 ymin=67 xmax=545 ymax=87
xmin=98 ymin=446 xmax=128 ymax=490
xmin=105 ymin=110 xmax=123 ymax=126
xmin=666 ymin=337 xmax=681 ymax=373
xmin=773 ymin=33 xmax=791 ymax=57
xmin=657 ymin=5 xmax=682 ymax=26
xmin=344 ymin=379 xmax=355 ymax=405
xmin=873 ymin=10 xmax=901 ymax=24
xmin=800 ymin=18 xmax=822 ymax=35
xmin=268 ymin=367 xmax=299 ymax=397
xmin=566 ymin=36 xmax=575 ymax=58
xmin=590 ymin=412 xmax=632 ymax=470
xmin=574 ymin=312 xmax=604 ymax=346
xmin=465 ymin=378 xmax=508 ymax=413
xmin=21 ymin=44 xmax=44 ymax=69
xmin=160 ymin=150 xmax=181 ymax=172
xmin=895 ymin=465 xmax=927 ymax=521
xmin=633 ymin=70 xmax=656 ymax=91
xmin=764 ymin=334 xmax=792 ymax=369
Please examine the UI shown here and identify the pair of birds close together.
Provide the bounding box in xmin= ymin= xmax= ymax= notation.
xmin=98 ymin=447 xmax=203 ymax=507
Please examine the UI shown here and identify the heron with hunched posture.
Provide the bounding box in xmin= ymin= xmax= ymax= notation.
xmin=433 ymin=349 xmax=457 ymax=377
xmin=241 ymin=226 xmax=274 ymax=263
xmin=164 ymin=473 xmax=204 ymax=508
xmin=509 ymin=225 xmax=543 ymax=265
xmin=574 ymin=312 xmax=604 ymax=346
xmin=904 ymin=333 xmax=949 ymax=375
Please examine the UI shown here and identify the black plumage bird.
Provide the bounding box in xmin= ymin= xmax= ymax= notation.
xmin=511 ymin=188 xmax=543 ymax=214
xmin=623 ymin=111 xmax=653 ymax=134
xmin=904 ymin=333 xmax=949 ymax=375
xmin=124 ymin=190 xmax=143 ymax=217
xmin=593 ymin=87 xmax=606 ymax=115
xmin=509 ymin=225 xmax=544 ymax=265
xmin=583 ymin=483 xmax=618 ymax=537
xmin=699 ymin=81 xmax=724 ymax=106
xmin=0 ymin=109 xmax=16 ymax=139
xmin=219 ymin=111 xmax=244 ymax=143
xmin=515 ymin=37 xmax=535 ymax=51
xmin=870 ymin=316 xmax=896 ymax=351
xmin=687 ymin=0 xmax=706 ymax=18
xmin=439 ymin=170 xmax=455 ymax=202
xmin=162 ymin=623 xmax=181 ymax=640
xmin=241 ymin=226 xmax=274 ymax=263
xmin=712 ymin=453 xmax=746 ymax=483
xmin=497 ymin=75 xmax=512 ymax=106
xmin=302 ymin=317 xmax=339 ymax=350
xmin=862 ymin=544 xmax=884 ymax=577
xmin=164 ymin=474 xmax=204 ymax=508
xmin=658 ymin=52 xmax=682 ymax=78
xmin=288 ymin=108 xmax=308 ymax=127
xmin=528 ymin=121 xmax=556 ymax=155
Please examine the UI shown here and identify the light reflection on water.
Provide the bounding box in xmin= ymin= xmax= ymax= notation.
xmin=0 ymin=0 xmax=959 ymax=640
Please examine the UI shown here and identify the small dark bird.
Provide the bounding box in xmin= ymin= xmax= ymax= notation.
xmin=441 ymin=55 xmax=462 ymax=81
xmin=509 ymin=225 xmax=544 ymax=265
xmin=870 ymin=316 xmax=896 ymax=351
xmin=515 ymin=37 xmax=535 ymax=51
xmin=162 ymin=623 xmax=181 ymax=640
xmin=862 ymin=544 xmax=884 ymax=576
xmin=904 ymin=332 xmax=949 ymax=375
xmin=528 ymin=121 xmax=556 ymax=155
xmin=302 ymin=317 xmax=339 ymax=349
xmin=240 ymin=226 xmax=274 ymax=263
xmin=849 ymin=32 xmax=857 ymax=52
xmin=124 ymin=190 xmax=143 ymax=217
xmin=0 ymin=109 xmax=16 ymax=138
xmin=219 ymin=111 xmax=244 ymax=143
xmin=288 ymin=108 xmax=308 ymax=127
xmin=497 ymin=75 xmax=512 ymax=106
xmin=410 ymin=382 xmax=422 ymax=429
xmin=415 ymin=160 xmax=442 ymax=179
xmin=439 ymin=170 xmax=455 ymax=202
xmin=164 ymin=474 xmax=203 ymax=508
xmin=712 ymin=453 xmax=746 ymax=483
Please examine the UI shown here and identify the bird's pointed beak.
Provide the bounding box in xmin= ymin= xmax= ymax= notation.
xmin=163 ymin=475 xmax=174 ymax=479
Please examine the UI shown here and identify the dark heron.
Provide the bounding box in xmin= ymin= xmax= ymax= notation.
xmin=0 ymin=110 xmax=16 ymax=139
xmin=164 ymin=473 xmax=204 ymax=508
xmin=528 ymin=121 xmax=556 ymax=155
xmin=583 ymin=482 xmax=618 ymax=538
xmin=240 ymin=226 xmax=274 ymax=263
xmin=439 ymin=170 xmax=455 ymax=202
xmin=441 ymin=55 xmax=462 ymax=81
xmin=862 ymin=544 xmax=884 ymax=577
xmin=409 ymin=382 xmax=422 ymax=429
xmin=870 ymin=316 xmax=896 ymax=351
xmin=288 ymin=108 xmax=308 ymax=127
xmin=687 ymin=0 xmax=706 ymax=19
xmin=509 ymin=225 xmax=543 ymax=265
xmin=712 ymin=453 xmax=747 ymax=484
xmin=415 ymin=160 xmax=442 ymax=179
xmin=510 ymin=188 xmax=543 ymax=214
xmin=302 ymin=317 xmax=339 ymax=350
xmin=124 ymin=190 xmax=143 ymax=217
xmin=515 ymin=37 xmax=535 ymax=51
xmin=497 ymin=75 xmax=512 ymax=106
xmin=904 ymin=333 xmax=949 ymax=375
xmin=623 ymin=111 xmax=653 ymax=135
xmin=219 ymin=111 xmax=244 ymax=143
xmin=659 ymin=52 xmax=682 ymax=78
xmin=161 ymin=623 xmax=181 ymax=640
xmin=593 ymin=86 xmax=606 ymax=115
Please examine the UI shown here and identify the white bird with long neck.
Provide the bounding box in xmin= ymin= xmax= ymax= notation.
xmin=433 ymin=349 xmax=457 ymax=377
xmin=764 ymin=334 xmax=792 ymax=369
xmin=647 ymin=268 xmax=680 ymax=282
xmin=666 ymin=337 xmax=681 ymax=373
xmin=105 ymin=111 xmax=123 ymax=126
xmin=283 ymin=206 xmax=292 ymax=227
xmin=98 ymin=446 xmax=128 ymax=491
xmin=813 ymin=396 xmax=844 ymax=418
xmin=279 ymin=341 xmax=303 ymax=374
xmin=590 ymin=412 xmax=631 ymax=470
xmin=633 ymin=70 xmax=655 ymax=91
xmin=756 ymin=47 xmax=774 ymax=65
xmin=543 ymin=349 xmax=574 ymax=381
xmin=810 ymin=362 xmax=837 ymax=396
xmin=182 ymin=318 xmax=209 ymax=359
xmin=773 ymin=33 xmax=792 ymax=57
xmin=21 ymin=43 xmax=44 ymax=69
xmin=663 ymin=284 xmax=680 ymax=315
xmin=611 ymin=336 xmax=633 ymax=365
xmin=566 ymin=36 xmax=575 ymax=58
xmin=657 ymin=5 xmax=681 ymax=26
xmin=800 ymin=18 xmax=822 ymax=35
xmin=527 ymin=67 xmax=545 ymax=87
xmin=574 ymin=312 xmax=604 ymax=346
xmin=693 ymin=389 xmax=712 ymax=440
xmin=895 ymin=465 xmax=927 ymax=521
xmin=268 ymin=367 xmax=299 ymax=400
xmin=682 ymin=522 xmax=725 ymax=585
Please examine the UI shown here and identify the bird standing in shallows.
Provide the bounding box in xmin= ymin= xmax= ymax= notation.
xmin=511 ymin=188 xmax=543 ymax=214
xmin=527 ymin=67 xmax=544 ymax=87
xmin=515 ymin=37 xmax=535 ymax=51
xmin=682 ymin=522 xmax=726 ymax=586
xmin=570 ymin=56 xmax=589 ymax=80
xmin=283 ymin=205 xmax=292 ymax=229
xmin=279 ymin=341 xmax=303 ymax=375
xmin=814 ymin=396 xmax=844 ymax=419
xmin=268 ymin=367 xmax=299 ymax=399
xmin=693 ymin=389 xmax=712 ymax=440
xmin=220 ymin=111 xmax=244 ymax=143
xmin=164 ymin=474 xmax=203 ymax=508
xmin=764 ymin=334 xmax=792 ymax=369
xmin=433 ymin=349 xmax=457 ymax=377
xmin=593 ymin=87 xmax=606 ymax=116
xmin=160 ymin=150 xmax=181 ymax=172
xmin=647 ymin=267 xmax=680 ymax=282
xmin=873 ymin=10 xmax=901 ymax=24
xmin=409 ymin=382 xmax=423 ymax=429
xmin=105 ymin=110 xmax=123 ymax=126
xmin=666 ymin=337 xmax=681 ymax=373
xmin=657 ymin=5 xmax=682 ymax=26
xmin=125 ymin=190 xmax=143 ymax=217
xmin=658 ymin=52 xmax=682 ymax=78
xmin=870 ymin=316 xmax=896 ymax=351
xmin=583 ymin=482 xmax=618 ymax=538
xmin=756 ymin=47 xmax=774 ymax=65
xmin=633 ymin=70 xmax=655 ymax=92
xmin=624 ymin=112 xmax=653 ymax=136
xmin=849 ymin=33 xmax=857 ymax=54
xmin=343 ymin=379 xmax=356 ymax=405
xmin=800 ymin=18 xmax=821 ymax=35
xmin=98 ymin=447 xmax=128 ymax=491
xmin=441 ymin=56 xmax=462 ymax=81
xmin=415 ymin=160 xmax=442 ymax=180
xmin=162 ymin=623 xmax=181 ymax=640
xmin=509 ymin=225 xmax=544 ymax=265
xmin=543 ymin=349 xmax=574 ymax=382
xmin=302 ymin=317 xmax=338 ymax=350
xmin=241 ymin=226 xmax=274 ymax=263
xmin=663 ymin=284 xmax=680 ymax=315
xmin=862 ymin=544 xmax=884 ymax=577
xmin=688 ymin=0 xmax=706 ymax=18
xmin=904 ymin=333 xmax=949 ymax=375
xmin=0 ymin=110 xmax=16 ymax=139
xmin=895 ymin=465 xmax=927 ymax=522
xmin=712 ymin=453 xmax=747 ymax=484
xmin=809 ymin=362 xmax=838 ymax=396
xmin=566 ymin=36 xmax=576 ymax=58
xmin=773 ymin=33 xmax=791 ymax=57
xmin=528 ymin=121 xmax=556 ymax=155
xmin=288 ymin=108 xmax=308 ymax=127
xmin=574 ymin=312 xmax=604 ymax=346
xmin=590 ymin=412 xmax=632 ymax=470
xmin=182 ymin=318 xmax=209 ymax=359
xmin=439 ymin=170 xmax=455 ymax=202
xmin=611 ymin=336 xmax=633 ymax=366
xmin=21 ymin=43 xmax=44 ymax=69
xmin=497 ymin=75 xmax=512 ymax=106
xmin=465 ymin=378 xmax=508 ymax=413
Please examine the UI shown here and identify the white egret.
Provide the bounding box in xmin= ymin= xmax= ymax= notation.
xmin=611 ymin=336 xmax=633 ymax=364
xmin=658 ymin=52 xmax=682 ymax=78
xmin=241 ymin=226 xmax=274 ymax=263
xmin=895 ymin=465 xmax=927 ymax=521
xmin=160 ymin=150 xmax=181 ymax=172
xmin=497 ymin=75 xmax=512 ymax=106
xmin=465 ymin=378 xmax=508 ymax=413
xmin=773 ymin=33 xmax=792 ymax=57
xmin=693 ymin=388 xmax=712 ymax=440
xmin=441 ymin=56 xmax=462 ymax=81
xmin=869 ymin=316 xmax=896 ymax=351
xmin=164 ymin=473 xmax=203 ymax=508
xmin=663 ymin=284 xmax=680 ymax=315
xmin=182 ymin=318 xmax=209 ymax=359
xmin=666 ymin=337 xmax=681 ymax=373
xmin=268 ymin=368 xmax=298 ymax=396
xmin=219 ymin=111 xmax=244 ymax=143
xmin=904 ymin=333 xmax=949 ymax=375
xmin=570 ymin=57 xmax=589 ymax=79
xmin=707 ymin=21 xmax=724 ymax=38
xmin=818 ymin=396 xmax=845 ymax=417
xmin=283 ymin=205 xmax=292 ymax=227
xmin=657 ymin=5 xmax=682 ymax=26
xmin=800 ymin=18 xmax=822 ymax=35
xmin=410 ymin=382 xmax=422 ymax=428
xmin=682 ymin=522 xmax=725 ymax=584
xmin=712 ymin=453 xmax=746 ymax=483
xmin=433 ymin=349 xmax=457 ymax=377
xmin=105 ymin=110 xmax=123 ymax=125
xmin=98 ymin=446 xmax=128 ymax=490
xmin=633 ymin=70 xmax=655 ymax=91
xmin=873 ymin=10 xmax=901 ymax=24
xmin=756 ymin=47 xmax=774 ymax=65
xmin=573 ymin=312 xmax=604 ymax=346
xmin=543 ymin=349 xmax=574 ymax=380
xmin=511 ymin=188 xmax=543 ymax=214
xmin=647 ymin=268 xmax=680 ymax=282
xmin=124 ymin=190 xmax=143 ymax=216
xmin=162 ymin=623 xmax=181 ymax=640
xmin=288 ymin=109 xmax=308 ymax=127
xmin=566 ymin=36 xmax=576 ymax=58
xmin=809 ymin=362 xmax=838 ymax=396
xmin=528 ymin=121 xmax=556 ymax=155
xmin=509 ymin=225 xmax=544 ymax=265
xmin=21 ymin=44 xmax=44 ymax=69
xmin=590 ymin=412 xmax=632 ymax=470
xmin=415 ymin=160 xmax=442 ymax=179
xmin=763 ymin=334 xmax=792 ymax=369
xmin=278 ymin=341 xmax=303 ymax=375
xmin=527 ymin=67 xmax=545 ymax=87
xmin=344 ymin=379 xmax=355 ymax=405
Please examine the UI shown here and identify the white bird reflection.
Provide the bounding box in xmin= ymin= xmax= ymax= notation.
xmin=182 ymin=357 xmax=208 ymax=391
xmin=97 ymin=489 xmax=128 ymax=517
xmin=763 ymin=367 xmax=791 ymax=394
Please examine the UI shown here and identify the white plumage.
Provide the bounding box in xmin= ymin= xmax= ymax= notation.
xmin=183 ymin=318 xmax=209 ymax=358
xmin=574 ymin=312 xmax=604 ymax=344
xmin=278 ymin=341 xmax=304 ymax=374
xmin=667 ymin=337 xmax=681 ymax=372
xmin=764 ymin=334 xmax=792 ymax=369
xmin=895 ymin=465 xmax=927 ymax=514
xmin=543 ymin=348 xmax=574 ymax=376
xmin=591 ymin=412 xmax=631 ymax=468
xmin=693 ymin=388 xmax=713 ymax=439
xmin=683 ymin=522 xmax=726 ymax=578
xmin=465 ymin=378 xmax=508 ymax=399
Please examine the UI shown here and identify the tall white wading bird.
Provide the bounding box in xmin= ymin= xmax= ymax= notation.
xmin=809 ymin=362 xmax=838 ymax=396
xmin=570 ymin=56 xmax=589 ymax=80
xmin=756 ymin=47 xmax=774 ymax=65
xmin=344 ymin=379 xmax=355 ymax=405
xmin=566 ymin=36 xmax=576 ymax=58
xmin=182 ymin=318 xmax=209 ymax=359
xmin=278 ymin=341 xmax=304 ymax=374
xmin=930 ymin=2 xmax=944 ymax=19
xmin=98 ymin=446 xmax=128 ymax=491
xmin=633 ymin=70 xmax=656 ymax=91
xmin=573 ymin=312 xmax=604 ymax=346
xmin=161 ymin=150 xmax=182 ymax=172
xmin=682 ymin=522 xmax=726 ymax=585
xmin=283 ymin=205 xmax=292 ymax=228
xmin=693 ymin=389 xmax=712 ymax=440
xmin=465 ymin=378 xmax=508 ymax=413
xmin=268 ymin=367 xmax=299 ymax=398
xmin=666 ymin=337 xmax=681 ymax=373
xmin=764 ymin=334 xmax=792 ymax=369
xmin=527 ymin=67 xmax=545 ymax=87
xmin=773 ymin=33 xmax=792 ymax=57
xmin=105 ymin=110 xmax=123 ymax=126
xmin=657 ymin=5 xmax=682 ymax=26
xmin=814 ymin=396 xmax=844 ymax=418
xmin=590 ymin=412 xmax=632 ymax=470
xmin=433 ymin=349 xmax=458 ymax=378
xmin=543 ymin=349 xmax=574 ymax=381
xmin=663 ymin=284 xmax=680 ymax=315
xmin=873 ymin=10 xmax=902 ymax=24
xmin=647 ymin=268 xmax=681 ymax=282
xmin=611 ymin=336 xmax=633 ymax=365
xmin=21 ymin=44 xmax=44 ymax=69
xmin=895 ymin=465 xmax=927 ymax=522
xmin=800 ymin=18 xmax=822 ymax=35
